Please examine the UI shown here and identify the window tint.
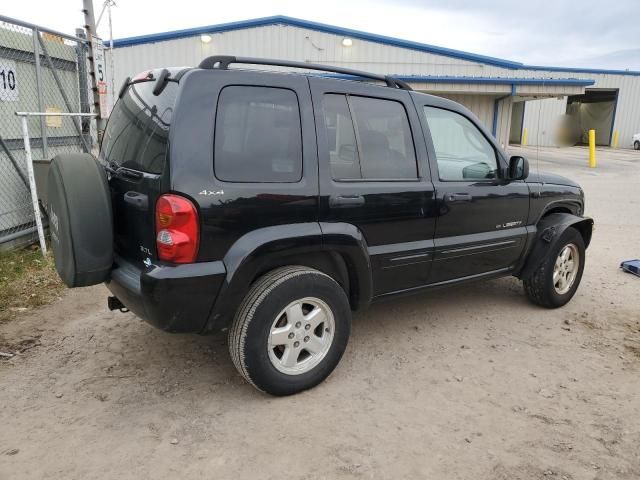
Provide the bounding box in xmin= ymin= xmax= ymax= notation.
xmin=423 ymin=106 xmax=498 ymax=181
xmin=214 ymin=86 xmax=302 ymax=182
xmin=323 ymin=94 xmax=361 ymax=180
xmin=322 ymin=94 xmax=418 ymax=180
xmin=101 ymin=81 xmax=177 ymax=174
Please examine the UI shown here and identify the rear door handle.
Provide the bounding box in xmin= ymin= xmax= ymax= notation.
xmin=329 ymin=195 xmax=365 ymax=208
xmin=446 ymin=193 xmax=473 ymax=203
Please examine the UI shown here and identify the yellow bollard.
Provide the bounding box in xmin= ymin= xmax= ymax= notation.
xmin=588 ymin=129 xmax=596 ymax=168
xmin=612 ymin=130 xmax=619 ymax=149
xmin=521 ymin=127 xmax=528 ymax=147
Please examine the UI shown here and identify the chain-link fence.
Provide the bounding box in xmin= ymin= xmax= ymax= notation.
xmin=0 ymin=16 xmax=94 ymax=247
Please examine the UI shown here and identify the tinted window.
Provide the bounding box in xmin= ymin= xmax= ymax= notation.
xmin=423 ymin=106 xmax=498 ymax=181
xmin=350 ymin=96 xmax=417 ymax=179
xmin=322 ymin=94 xmax=417 ymax=180
xmin=323 ymin=94 xmax=361 ymax=180
xmin=101 ymin=81 xmax=177 ymax=174
xmin=214 ymin=86 xmax=302 ymax=183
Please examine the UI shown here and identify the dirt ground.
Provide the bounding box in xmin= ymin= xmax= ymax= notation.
xmin=1 ymin=146 xmax=639 ymax=479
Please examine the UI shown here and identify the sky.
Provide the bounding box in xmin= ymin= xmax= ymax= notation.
xmin=3 ymin=0 xmax=639 ymax=70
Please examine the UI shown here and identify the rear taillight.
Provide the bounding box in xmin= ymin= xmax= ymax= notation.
xmin=155 ymin=194 xmax=199 ymax=263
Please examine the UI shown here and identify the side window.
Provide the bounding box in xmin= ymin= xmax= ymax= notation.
xmin=214 ymin=86 xmax=302 ymax=182
xmin=350 ymin=96 xmax=418 ymax=179
xmin=323 ymin=94 xmax=361 ymax=180
xmin=423 ymin=106 xmax=498 ymax=181
xmin=322 ymin=94 xmax=418 ymax=180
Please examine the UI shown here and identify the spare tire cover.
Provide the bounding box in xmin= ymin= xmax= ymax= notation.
xmin=48 ymin=153 xmax=113 ymax=287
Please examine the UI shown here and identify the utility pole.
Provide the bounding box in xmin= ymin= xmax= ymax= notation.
xmin=82 ymin=0 xmax=107 ymax=140
xmin=96 ymin=1 xmax=117 ymax=120
xmin=75 ymin=28 xmax=92 ymax=147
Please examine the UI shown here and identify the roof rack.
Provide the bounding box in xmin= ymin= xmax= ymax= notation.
xmin=198 ymin=55 xmax=412 ymax=91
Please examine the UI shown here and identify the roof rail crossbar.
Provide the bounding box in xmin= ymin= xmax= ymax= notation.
xmin=198 ymin=55 xmax=412 ymax=90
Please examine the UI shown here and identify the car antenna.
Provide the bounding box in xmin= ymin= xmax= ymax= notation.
xmin=535 ymin=83 xmax=543 ymax=197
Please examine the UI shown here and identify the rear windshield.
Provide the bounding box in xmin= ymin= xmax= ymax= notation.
xmin=100 ymin=80 xmax=178 ymax=174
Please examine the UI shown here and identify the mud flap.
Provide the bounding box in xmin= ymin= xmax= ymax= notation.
xmin=518 ymin=213 xmax=593 ymax=280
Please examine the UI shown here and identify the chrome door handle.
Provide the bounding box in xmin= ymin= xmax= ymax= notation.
xmin=329 ymin=195 xmax=365 ymax=208
xmin=446 ymin=193 xmax=472 ymax=203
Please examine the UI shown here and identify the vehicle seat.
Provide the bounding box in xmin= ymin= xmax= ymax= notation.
xmin=358 ymin=130 xmax=412 ymax=178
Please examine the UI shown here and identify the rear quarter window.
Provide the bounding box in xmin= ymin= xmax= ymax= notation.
xmin=214 ymin=86 xmax=302 ymax=183
xmin=100 ymin=81 xmax=178 ymax=174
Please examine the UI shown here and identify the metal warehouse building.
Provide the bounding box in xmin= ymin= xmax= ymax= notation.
xmin=109 ymin=15 xmax=640 ymax=149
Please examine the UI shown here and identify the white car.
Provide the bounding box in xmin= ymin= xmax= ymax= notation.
xmin=634 ymin=133 xmax=640 ymax=150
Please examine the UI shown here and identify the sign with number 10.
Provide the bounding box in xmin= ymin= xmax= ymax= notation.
xmin=0 ymin=60 xmax=19 ymax=102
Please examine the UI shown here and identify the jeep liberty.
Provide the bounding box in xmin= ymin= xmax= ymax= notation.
xmin=47 ymin=56 xmax=593 ymax=395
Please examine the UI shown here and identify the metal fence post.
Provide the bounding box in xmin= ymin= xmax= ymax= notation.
xmin=14 ymin=111 xmax=96 ymax=255
xmin=18 ymin=116 xmax=47 ymax=257
xmin=37 ymin=36 xmax=91 ymax=154
xmin=32 ymin=27 xmax=48 ymax=160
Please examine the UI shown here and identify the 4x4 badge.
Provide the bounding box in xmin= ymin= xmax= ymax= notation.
xmin=199 ymin=189 xmax=224 ymax=196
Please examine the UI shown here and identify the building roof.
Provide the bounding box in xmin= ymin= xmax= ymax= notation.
xmin=112 ymin=15 xmax=640 ymax=77
xmin=391 ymin=75 xmax=594 ymax=86
xmin=323 ymin=73 xmax=594 ymax=87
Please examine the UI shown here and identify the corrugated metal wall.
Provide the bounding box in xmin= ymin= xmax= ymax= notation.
xmin=108 ymin=26 xmax=513 ymax=146
xmin=436 ymin=94 xmax=494 ymax=127
xmin=435 ymin=93 xmax=511 ymax=147
xmin=109 ymin=23 xmax=640 ymax=148
xmin=522 ymin=97 xmax=568 ymax=147
xmin=109 ymin=24 xmax=488 ymax=89
xmin=495 ymin=97 xmax=513 ymax=149
xmin=518 ymin=71 xmax=640 ymax=148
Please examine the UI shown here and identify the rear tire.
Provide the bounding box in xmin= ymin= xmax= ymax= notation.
xmin=523 ymin=227 xmax=585 ymax=308
xmin=229 ymin=266 xmax=351 ymax=396
xmin=634 ymin=140 xmax=640 ymax=150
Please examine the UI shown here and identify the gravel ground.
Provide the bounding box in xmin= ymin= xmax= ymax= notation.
xmin=1 ymin=146 xmax=639 ymax=479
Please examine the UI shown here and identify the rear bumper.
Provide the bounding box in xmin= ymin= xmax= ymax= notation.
xmin=106 ymin=257 xmax=226 ymax=333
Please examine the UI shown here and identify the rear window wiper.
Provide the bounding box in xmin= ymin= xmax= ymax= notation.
xmin=118 ymin=69 xmax=175 ymax=99
xmin=119 ymin=68 xmax=191 ymax=100
xmin=118 ymin=71 xmax=156 ymax=99
xmin=152 ymin=69 xmax=171 ymax=96
xmin=105 ymin=161 xmax=143 ymax=180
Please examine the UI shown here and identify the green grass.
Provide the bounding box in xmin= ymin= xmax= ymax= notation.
xmin=0 ymin=245 xmax=65 ymax=324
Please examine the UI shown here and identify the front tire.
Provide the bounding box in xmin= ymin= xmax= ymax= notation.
xmin=523 ymin=227 xmax=586 ymax=308
xmin=634 ymin=140 xmax=640 ymax=150
xmin=229 ymin=266 xmax=351 ymax=396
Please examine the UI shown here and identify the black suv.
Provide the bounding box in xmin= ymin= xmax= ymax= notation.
xmin=48 ymin=56 xmax=593 ymax=396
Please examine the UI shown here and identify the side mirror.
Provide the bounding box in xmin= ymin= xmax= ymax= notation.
xmin=507 ymin=156 xmax=529 ymax=181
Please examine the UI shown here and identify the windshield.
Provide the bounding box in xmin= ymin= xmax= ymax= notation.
xmin=100 ymin=80 xmax=178 ymax=174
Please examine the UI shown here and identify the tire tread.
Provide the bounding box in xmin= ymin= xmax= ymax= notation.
xmin=523 ymin=261 xmax=547 ymax=307
xmin=523 ymin=227 xmax=585 ymax=308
